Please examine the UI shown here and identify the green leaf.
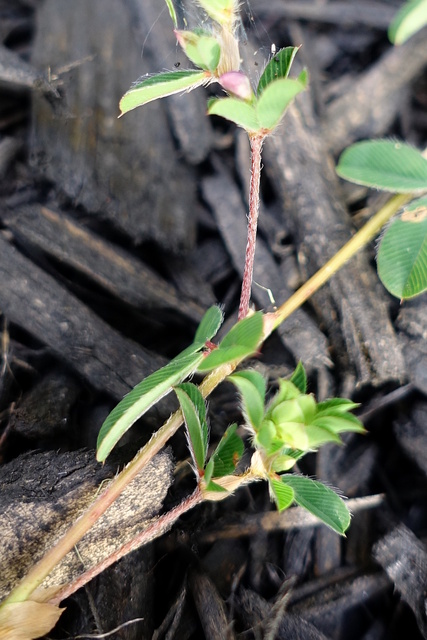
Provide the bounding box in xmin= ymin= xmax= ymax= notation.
xmin=269 ymin=476 xmax=295 ymax=511
xmin=96 ymin=350 xmax=204 ymax=462
xmin=281 ymin=475 xmax=351 ymax=535
xmin=174 ymin=383 xmax=208 ymax=472
xmin=316 ymin=398 xmax=360 ymax=415
xmin=388 ymin=0 xmax=427 ymax=44
xmin=266 ymin=379 xmax=302 ymax=416
xmin=194 ymin=305 xmax=224 ymax=343
xmin=208 ymin=423 xmax=244 ymax=478
xmin=377 ymin=200 xmax=427 ymax=299
xmin=175 ymin=30 xmax=221 ymax=71
xmin=207 ymin=97 xmax=259 ymax=133
xmin=220 ymin=312 xmax=263 ymax=350
xmin=257 ymin=46 xmax=299 ymax=95
xmin=336 ymin=140 xmax=427 ymax=192
xmin=228 ymin=370 xmax=266 ymax=430
xmin=164 ymin=0 xmax=178 ymax=28
xmin=119 ymin=70 xmax=209 ymax=115
xmin=256 ymin=77 xmax=307 ymax=131
xmin=204 ymin=477 xmax=228 ymax=493
xmin=198 ymin=312 xmax=263 ymax=371
xmin=305 ymin=424 xmax=342 ymax=448
xmin=289 ymin=361 xmax=307 ymax=394
xmin=197 ymin=0 xmax=237 ymax=25
xmin=312 ymin=413 xmax=365 ymax=434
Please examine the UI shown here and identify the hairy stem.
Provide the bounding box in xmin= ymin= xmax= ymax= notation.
xmin=238 ymin=133 xmax=265 ymax=320
xmin=50 ymin=488 xmax=204 ymax=605
xmin=266 ymin=192 xmax=411 ymax=333
xmin=0 ymin=192 xmax=409 ymax=610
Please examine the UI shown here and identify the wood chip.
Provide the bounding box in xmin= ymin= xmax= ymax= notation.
xmin=3 ymin=204 xmax=206 ymax=322
xmin=0 ymin=447 xmax=173 ymax=598
xmin=264 ymin=93 xmax=406 ymax=388
xmin=30 ymin=0 xmax=198 ymax=251
xmin=0 ymin=232 xmax=165 ymax=398
xmin=373 ymin=523 xmax=427 ymax=638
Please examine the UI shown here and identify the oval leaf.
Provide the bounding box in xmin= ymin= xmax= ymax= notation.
xmin=377 ymin=208 xmax=427 ymax=299
xmin=336 ymin=140 xmax=427 ymax=192
xmin=194 ymin=305 xmax=224 ymax=343
xmin=257 ymin=46 xmax=299 ymax=95
xmin=207 ymin=97 xmax=259 ymax=132
xmin=175 ymin=383 xmax=208 ymax=471
xmin=228 ymin=370 xmax=266 ymax=430
xmin=388 ymin=0 xmax=427 ymax=44
xmin=175 ymin=30 xmax=221 ymax=71
xmin=281 ymin=475 xmax=351 ymax=535
xmin=256 ymin=77 xmax=307 ymax=131
xmin=197 ymin=0 xmax=237 ymax=25
xmin=96 ymin=350 xmax=204 ymax=462
xmin=198 ymin=311 xmax=263 ymax=371
xmin=207 ymin=423 xmax=244 ymax=479
xmin=119 ymin=70 xmax=209 ymax=115
xmin=269 ymin=476 xmax=295 ymax=512
xmin=289 ymin=361 xmax=307 ymax=394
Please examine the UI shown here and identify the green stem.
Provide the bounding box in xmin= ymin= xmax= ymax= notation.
xmin=266 ymin=192 xmax=411 ymax=333
xmin=0 ymin=192 xmax=409 ymax=610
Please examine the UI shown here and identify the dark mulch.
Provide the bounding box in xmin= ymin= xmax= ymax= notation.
xmin=0 ymin=0 xmax=426 ymax=638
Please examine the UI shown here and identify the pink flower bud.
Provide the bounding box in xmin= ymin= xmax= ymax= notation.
xmin=219 ymin=71 xmax=253 ymax=101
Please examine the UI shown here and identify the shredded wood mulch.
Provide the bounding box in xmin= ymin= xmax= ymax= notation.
xmin=0 ymin=0 xmax=426 ymax=638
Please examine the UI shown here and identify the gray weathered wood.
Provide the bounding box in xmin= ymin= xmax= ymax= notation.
xmin=263 ymin=92 xmax=405 ymax=388
xmin=323 ymin=29 xmax=427 ymax=154
xmin=0 ymin=447 xmax=173 ymax=599
xmin=0 ymin=232 xmax=165 ymax=399
xmin=31 ymin=0 xmax=198 ymax=251
xmin=2 ymin=204 xmax=205 ymax=322
xmin=373 ymin=523 xmax=427 ymax=638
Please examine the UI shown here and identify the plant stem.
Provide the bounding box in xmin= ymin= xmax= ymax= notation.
xmin=266 ymin=192 xmax=411 ymax=333
xmin=0 ymin=193 xmax=409 ymax=610
xmin=238 ymin=133 xmax=265 ymax=320
xmin=49 ymin=488 xmax=204 ymax=605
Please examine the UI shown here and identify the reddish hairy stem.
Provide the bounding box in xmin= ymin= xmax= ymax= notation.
xmin=50 ymin=488 xmax=203 ymax=605
xmin=238 ymin=133 xmax=265 ymax=320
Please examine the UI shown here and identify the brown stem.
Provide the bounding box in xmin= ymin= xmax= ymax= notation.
xmin=238 ymin=133 xmax=265 ymax=320
xmin=50 ymin=488 xmax=204 ymax=606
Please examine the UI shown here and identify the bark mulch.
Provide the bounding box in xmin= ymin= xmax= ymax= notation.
xmin=0 ymin=1 xmax=426 ymax=638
